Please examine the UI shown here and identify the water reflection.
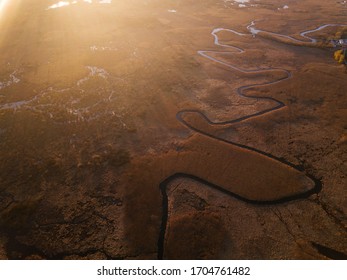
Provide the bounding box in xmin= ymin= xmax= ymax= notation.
xmin=47 ymin=0 xmax=112 ymax=10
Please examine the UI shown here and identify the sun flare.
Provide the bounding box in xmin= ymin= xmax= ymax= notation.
xmin=0 ymin=0 xmax=346 ymax=261
xmin=0 ymin=0 xmax=9 ymax=14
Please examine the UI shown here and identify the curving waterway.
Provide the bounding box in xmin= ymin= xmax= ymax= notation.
xmin=157 ymin=22 xmax=346 ymax=259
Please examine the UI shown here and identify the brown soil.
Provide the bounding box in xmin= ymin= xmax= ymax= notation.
xmin=0 ymin=0 xmax=346 ymax=259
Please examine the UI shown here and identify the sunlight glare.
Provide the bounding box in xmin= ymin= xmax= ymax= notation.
xmin=47 ymin=0 xmax=113 ymax=10
xmin=47 ymin=1 xmax=71 ymax=10
xmin=0 ymin=0 xmax=9 ymax=14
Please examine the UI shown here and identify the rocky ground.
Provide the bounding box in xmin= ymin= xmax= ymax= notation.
xmin=0 ymin=0 xmax=346 ymax=259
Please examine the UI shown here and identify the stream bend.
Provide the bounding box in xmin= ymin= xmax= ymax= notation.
xmin=157 ymin=22 xmax=344 ymax=259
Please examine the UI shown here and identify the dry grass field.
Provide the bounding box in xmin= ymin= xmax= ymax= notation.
xmin=0 ymin=0 xmax=346 ymax=259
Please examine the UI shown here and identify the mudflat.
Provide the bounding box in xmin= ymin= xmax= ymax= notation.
xmin=0 ymin=0 xmax=346 ymax=259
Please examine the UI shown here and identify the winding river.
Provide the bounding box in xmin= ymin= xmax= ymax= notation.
xmin=157 ymin=22 xmax=346 ymax=259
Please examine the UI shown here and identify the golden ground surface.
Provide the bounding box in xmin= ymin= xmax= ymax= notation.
xmin=0 ymin=0 xmax=346 ymax=259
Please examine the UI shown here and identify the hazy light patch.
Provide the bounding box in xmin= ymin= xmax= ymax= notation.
xmin=47 ymin=0 xmax=112 ymax=10
xmin=168 ymin=9 xmax=177 ymax=13
xmin=0 ymin=0 xmax=10 ymax=15
xmin=47 ymin=1 xmax=70 ymax=9
xmin=223 ymin=0 xmax=258 ymax=8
